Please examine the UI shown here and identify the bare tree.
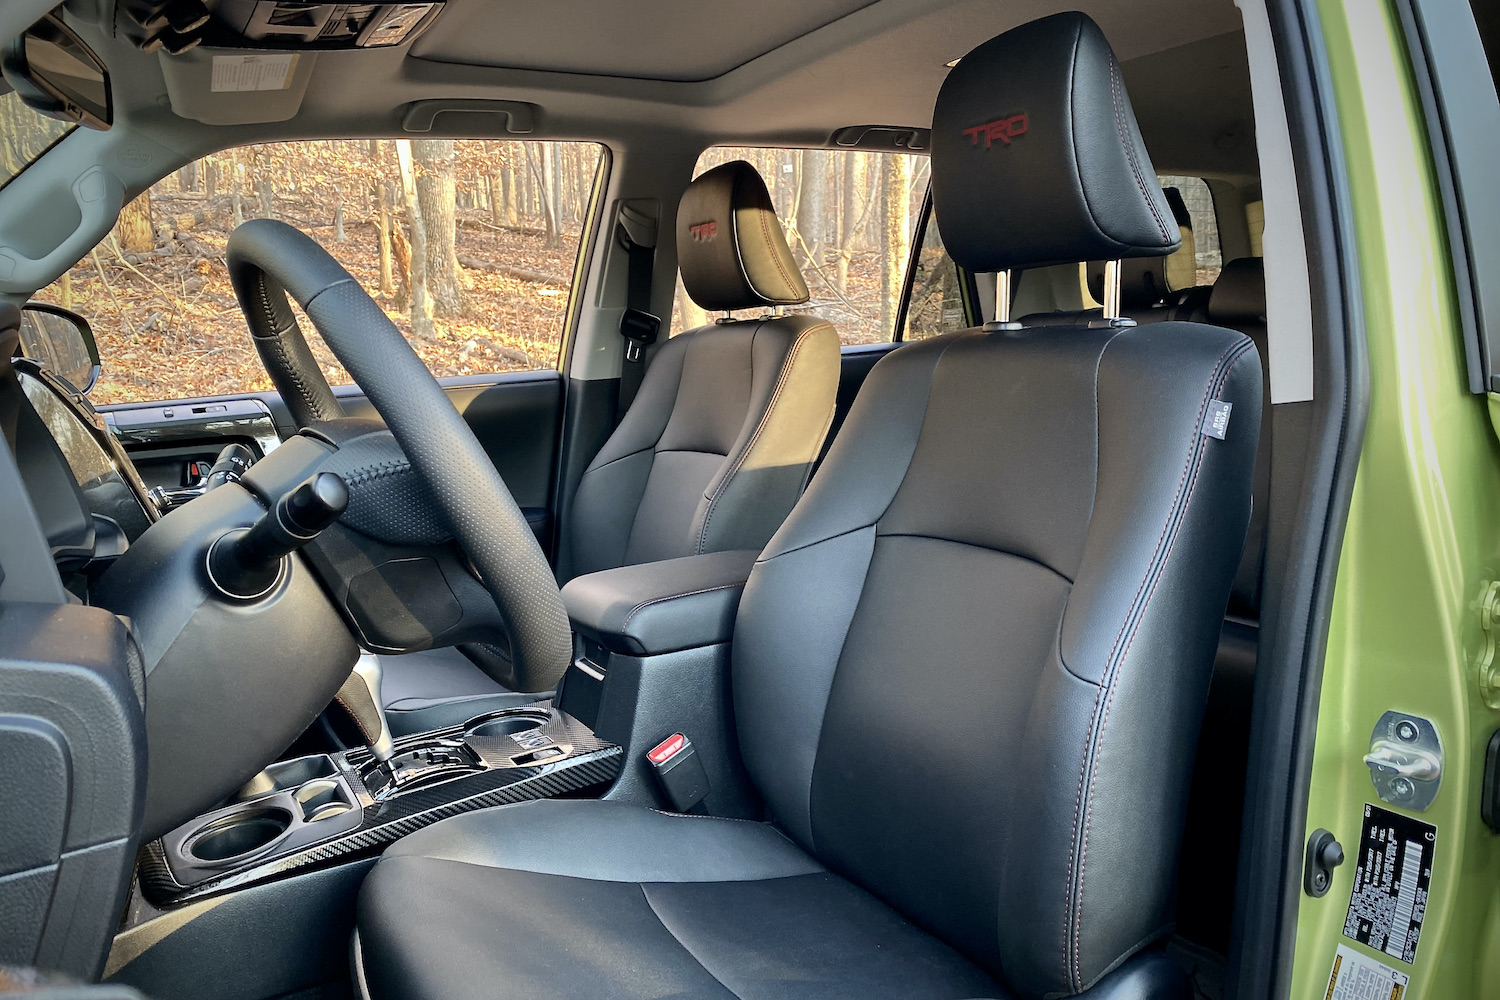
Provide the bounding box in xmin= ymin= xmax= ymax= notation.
xmin=796 ymin=150 xmax=828 ymax=269
xmin=412 ymin=139 xmax=468 ymax=318
xmin=880 ymin=156 xmax=912 ymax=333
xmin=376 ymin=180 xmax=396 ymax=297
xmin=116 ymin=192 xmax=154 ymax=253
xmin=396 ymin=139 xmax=435 ymax=338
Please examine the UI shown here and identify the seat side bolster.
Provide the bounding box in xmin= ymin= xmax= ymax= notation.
xmin=1048 ymin=324 xmax=1262 ymax=994
xmin=734 ymin=337 xmax=953 ymax=848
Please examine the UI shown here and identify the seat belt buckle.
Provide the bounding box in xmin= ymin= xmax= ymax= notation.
xmin=646 ymin=732 xmax=709 ymax=812
xmin=620 ymin=308 xmax=661 ymax=363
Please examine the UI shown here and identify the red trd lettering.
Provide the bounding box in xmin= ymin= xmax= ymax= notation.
xmin=689 ymin=221 xmax=718 ymax=242
xmin=963 ymin=113 xmax=1028 ymax=148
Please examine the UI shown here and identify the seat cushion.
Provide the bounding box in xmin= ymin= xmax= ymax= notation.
xmin=356 ymin=799 xmax=1003 ymax=1000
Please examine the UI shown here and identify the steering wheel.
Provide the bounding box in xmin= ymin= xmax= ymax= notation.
xmin=225 ymin=219 xmax=572 ymax=692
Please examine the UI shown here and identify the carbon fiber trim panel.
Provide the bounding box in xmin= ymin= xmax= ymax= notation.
xmin=138 ymin=710 xmax=620 ymax=907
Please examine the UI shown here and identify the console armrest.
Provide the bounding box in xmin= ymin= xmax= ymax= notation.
xmin=561 ymin=550 xmax=759 ymax=655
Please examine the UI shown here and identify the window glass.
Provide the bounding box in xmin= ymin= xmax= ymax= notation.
xmin=671 ymin=146 xmax=929 ymax=345
xmin=0 ymin=88 xmax=74 ymax=189
xmin=36 ymin=139 xmax=604 ymax=405
xmin=1157 ymin=174 xmax=1223 ymax=286
xmin=900 ymin=211 xmax=969 ymax=341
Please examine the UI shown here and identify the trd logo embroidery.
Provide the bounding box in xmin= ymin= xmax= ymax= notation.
xmin=689 ymin=221 xmax=718 ymax=242
xmin=963 ymin=113 xmax=1028 ymax=148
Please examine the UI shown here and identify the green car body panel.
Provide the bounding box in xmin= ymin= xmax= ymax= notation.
xmin=1291 ymin=0 xmax=1500 ymax=995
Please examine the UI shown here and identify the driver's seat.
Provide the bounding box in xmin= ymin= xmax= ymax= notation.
xmin=355 ymin=13 xmax=1262 ymax=1000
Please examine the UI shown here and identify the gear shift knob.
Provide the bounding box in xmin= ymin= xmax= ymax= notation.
xmin=336 ymin=654 xmax=395 ymax=764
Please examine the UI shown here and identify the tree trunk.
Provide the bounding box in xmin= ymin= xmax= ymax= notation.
xmin=58 ymin=271 xmax=72 ymax=311
xmin=176 ymin=161 xmax=198 ymax=192
xmin=503 ymin=160 xmax=518 ymax=226
xmin=530 ymin=144 xmax=561 ymax=248
xmin=835 ymin=153 xmax=857 ymax=293
xmin=412 ymin=139 xmax=468 ymax=319
xmin=116 ymin=192 xmax=154 ymax=253
xmin=881 ymin=156 xmax=912 ymax=334
xmin=377 ymin=181 xmax=396 ymax=298
xmin=232 ymin=191 xmax=243 ymax=229
xmin=396 ymin=139 xmax=435 ymax=338
xmin=489 ymin=171 xmax=504 ymax=226
xmin=334 ymin=186 xmax=347 ymax=242
xmin=392 ymin=215 xmax=412 ymax=309
xmin=796 ymin=150 xmax=828 ymax=271
xmin=257 ymin=178 xmax=274 ymax=219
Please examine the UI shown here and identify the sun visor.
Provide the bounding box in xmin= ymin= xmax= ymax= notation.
xmin=157 ymin=47 xmax=316 ymax=125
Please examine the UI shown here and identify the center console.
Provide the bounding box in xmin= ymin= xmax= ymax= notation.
xmin=113 ymin=548 xmax=765 ymax=999
xmin=138 ymin=705 xmax=619 ymax=905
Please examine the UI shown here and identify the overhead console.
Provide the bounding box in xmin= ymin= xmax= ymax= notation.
xmin=211 ymin=1 xmax=443 ymax=49
xmin=117 ymin=1 xmax=445 ymax=54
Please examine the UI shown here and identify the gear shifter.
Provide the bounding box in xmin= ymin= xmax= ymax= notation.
xmin=336 ymin=654 xmax=396 ymax=773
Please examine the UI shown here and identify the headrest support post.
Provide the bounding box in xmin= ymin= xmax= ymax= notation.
xmin=982 ymin=269 xmax=1023 ymax=332
xmin=995 ymin=269 xmax=1012 ymax=323
xmin=1102 ymin=260 xmax=1122 ymax=320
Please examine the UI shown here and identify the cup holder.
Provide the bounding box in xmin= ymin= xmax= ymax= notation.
xmin=466 ymin=711 xmax=548 ymax=740
xmin=187 ymin=807 xmax=292 ymax=863
xmin=295 ymin=779 xmax=354 ymax=822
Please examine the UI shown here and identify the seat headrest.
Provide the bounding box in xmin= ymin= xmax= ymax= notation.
xmin=676 ymin=160 xmax=810 ymax=312
xmin=931 ymin=11 xmax=1180 ymax=274
xmin=1207 ymin=257 xmax=1266 ymax=323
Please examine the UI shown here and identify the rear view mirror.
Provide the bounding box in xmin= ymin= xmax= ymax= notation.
xmin=1 ymin=13 xmax=111 ymax=130
xmin=17 ymin=302 xmax=100 ymax=394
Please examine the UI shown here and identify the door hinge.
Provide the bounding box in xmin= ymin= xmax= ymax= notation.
xmin=1473 ymin=580 xmax=1500 ymax=709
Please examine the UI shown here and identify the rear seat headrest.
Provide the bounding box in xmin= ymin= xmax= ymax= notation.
xmin=676 ymin=160 xmax=809 ymax=312
xmin=1208 ymin=257 xmax=1266 ymax=323
xmin=931 ymin=11 xmax=1180 ymax=274
xmin=1086 ymin=257 xmax=1169 ymax=308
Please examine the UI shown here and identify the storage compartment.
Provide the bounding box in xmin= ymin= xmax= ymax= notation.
xmin=236 ymin=754 xmax=338 ymax=801
xmin=465 ymin=710 xmax=548 ymax=739
xmin=293 ymin=779 xmax=353 ymax=822
xmin=187 ymin=807 xmax=292 ymax=863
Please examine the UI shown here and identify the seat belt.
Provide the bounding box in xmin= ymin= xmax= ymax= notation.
xmin=615 ymin=202 xmax=661 ymax=422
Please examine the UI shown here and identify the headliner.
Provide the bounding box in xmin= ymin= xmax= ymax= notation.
xmin=49 ymin=0 xmax=1250 ymax=174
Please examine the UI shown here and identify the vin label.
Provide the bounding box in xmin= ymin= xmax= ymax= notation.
xmin=1342 ymin=803 xmax=1436 ymax=964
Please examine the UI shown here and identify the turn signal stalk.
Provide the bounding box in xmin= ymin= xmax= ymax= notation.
xmin=207 ymin=472 xmax=348 ymax=600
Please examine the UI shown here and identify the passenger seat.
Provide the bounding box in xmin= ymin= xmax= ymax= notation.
xmin=378 ymin=161 xmax=841 ymax=735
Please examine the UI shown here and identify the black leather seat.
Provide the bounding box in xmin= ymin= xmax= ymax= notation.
xmin=379 ymin=162 xmax=840 ymax=735
xmin=355 ymin=12 xmax=1263 ymax=999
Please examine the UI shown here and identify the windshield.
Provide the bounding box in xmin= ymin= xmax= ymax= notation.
xmin=0 ymin=86 xmax=74 ymax=189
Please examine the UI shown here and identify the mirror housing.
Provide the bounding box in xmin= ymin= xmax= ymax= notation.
xmin=1 ymin=13 xmax=111 ymax=130
xmin=17 ymin=301 xmax=100 ymax=394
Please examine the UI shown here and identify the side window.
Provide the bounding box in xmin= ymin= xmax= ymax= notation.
xmin=670 ymin=146 xmax=928 ymax=345
xmin=37 ymin=139 xmax=605 ymax=405
xmin=1157 ymin=174 xmax=1224 ymax=287
xmin=900 ymin=202 xmax=971 ymax=341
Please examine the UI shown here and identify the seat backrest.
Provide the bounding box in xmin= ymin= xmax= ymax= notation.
xmin=731 ymin=13 xmax=1262 ymax=999
xmin=563 ymin=162 xmax=839 ymax=580
xmin=1206 ymin=256 xmax=1271 ymax=617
